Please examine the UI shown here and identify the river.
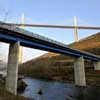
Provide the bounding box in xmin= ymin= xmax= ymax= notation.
xmin=21 ymin=77 xmax=100 ymax=100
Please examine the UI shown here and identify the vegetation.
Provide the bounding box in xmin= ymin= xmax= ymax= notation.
xmin=19 ymin=32 xmax=100 ymax=85
xmin=0 ymin=88 xmax=31 ymax=100
xmin=75 ymin=86 xmax=100 ymax=100
xmin=0 ymin=79 xmax=31 ymax=100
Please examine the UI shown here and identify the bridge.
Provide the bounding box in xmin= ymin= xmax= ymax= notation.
xmin=0 ymin=22 xmax=100 ymax=95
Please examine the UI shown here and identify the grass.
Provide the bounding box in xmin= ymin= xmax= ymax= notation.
xmin=0 ymin=79 xmax=32 ymax=100
xmin=0 ymin=87 xmax=31 ymax=100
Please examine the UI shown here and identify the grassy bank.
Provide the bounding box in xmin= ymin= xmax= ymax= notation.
xmin=0 ymin=79 xmax=31 ymax=100
xmin=0 ymin=88 xmax=31 ymax=100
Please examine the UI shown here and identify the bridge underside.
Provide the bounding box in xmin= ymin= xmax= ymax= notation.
xmin=0 ymin=33 xmax=100 ymax=61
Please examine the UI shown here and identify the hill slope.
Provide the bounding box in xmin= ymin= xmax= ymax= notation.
xmin=19 ymin=32 xmax=100 ymax=85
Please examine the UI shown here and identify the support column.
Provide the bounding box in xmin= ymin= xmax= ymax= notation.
xmin=6 ymin=42 xmax=20 ymax=95
xmin=94 ymin=61 xmax=100 ymax=70
xmin=74 ymin=56 xmax=86 ymax=86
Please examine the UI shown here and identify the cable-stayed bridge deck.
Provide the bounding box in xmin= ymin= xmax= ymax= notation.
xmin=0 ymin=22 xmax=100 ymax=61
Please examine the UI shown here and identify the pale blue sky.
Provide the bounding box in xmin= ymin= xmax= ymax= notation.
xmin=0 ymin=0 xmax=100 ymax=62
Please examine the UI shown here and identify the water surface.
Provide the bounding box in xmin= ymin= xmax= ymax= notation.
xmin=21 ymin=77 xmax=100 ymax=100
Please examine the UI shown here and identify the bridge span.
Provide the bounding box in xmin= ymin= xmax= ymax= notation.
xmin=0 ymin=22 xmax=100 ymax=95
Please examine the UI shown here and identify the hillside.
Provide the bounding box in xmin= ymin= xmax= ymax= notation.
xmin=19 ymin=32 xmax=100 ymax=85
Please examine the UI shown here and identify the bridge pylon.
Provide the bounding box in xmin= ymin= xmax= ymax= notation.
xmin=74 ymin=16 xmax=79 ymax=42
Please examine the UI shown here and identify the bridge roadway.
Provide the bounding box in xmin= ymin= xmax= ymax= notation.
xmin=0 ymin=22 xmax=100 ymax=95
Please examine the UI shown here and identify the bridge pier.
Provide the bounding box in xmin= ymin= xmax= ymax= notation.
xmin=6 ymin=42 xmax=20 ymax=95
xmin=94 ymin=61 xmax=100 ymax=70
xmin=74 ymin=56 xmax=86 ymax=86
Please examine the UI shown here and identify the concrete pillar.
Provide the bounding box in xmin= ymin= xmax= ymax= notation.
xmin=94 ymin=61 xmax=100 ymax=70
xmin=74 ymin=56 xmax=86 ymax=86
xmin=6 ymin=42 xmax=20 ymax=95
